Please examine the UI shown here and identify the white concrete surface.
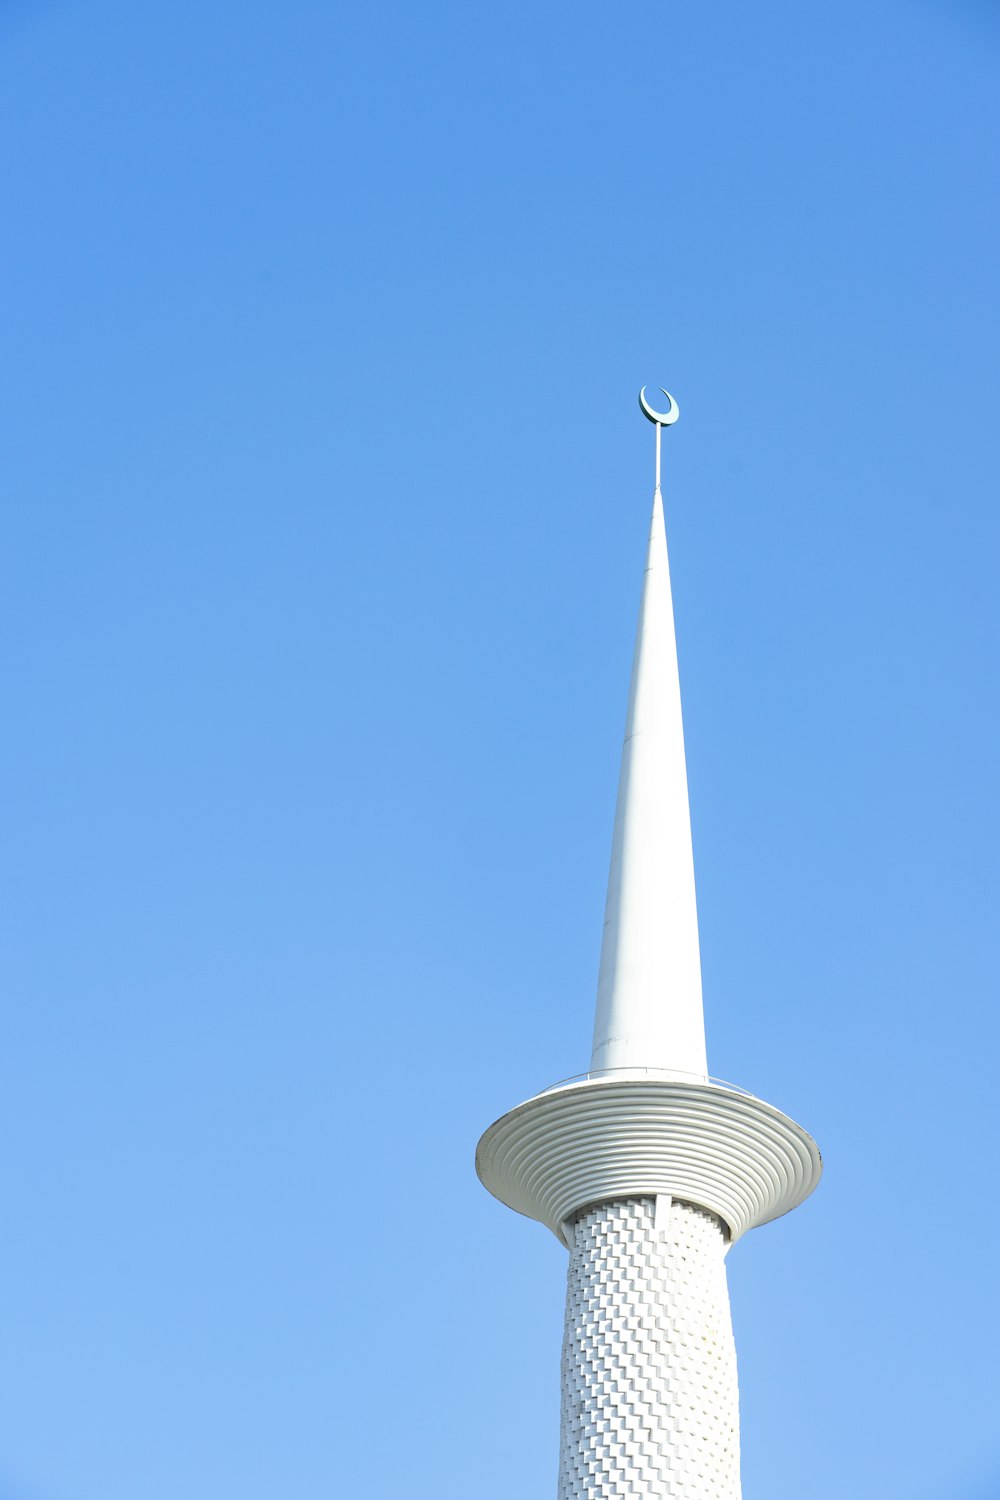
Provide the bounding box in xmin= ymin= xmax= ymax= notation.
xmin=559 ymin=1196 xmax=740 ymax=1499
xmin=592 ymin=487 xmax=707 ymax=1080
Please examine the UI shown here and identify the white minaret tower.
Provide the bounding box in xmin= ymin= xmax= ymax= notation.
xmin=477 ymin=389 xmax=821 ymax=1499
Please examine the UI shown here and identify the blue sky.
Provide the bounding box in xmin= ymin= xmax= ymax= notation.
xmin=1 ymin=2 xmax=997 ymax=1496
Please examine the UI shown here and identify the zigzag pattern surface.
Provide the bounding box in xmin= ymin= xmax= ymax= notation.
xmin=558 ymin=1196 xmax=741 ymax=1499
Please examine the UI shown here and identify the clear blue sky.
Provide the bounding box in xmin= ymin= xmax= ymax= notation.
xmin=1 ymin=2 xmax=997 ymax=1496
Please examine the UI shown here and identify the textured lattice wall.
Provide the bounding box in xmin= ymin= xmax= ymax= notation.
xmin=558 ymin=1196 xmax=741 ymax=1499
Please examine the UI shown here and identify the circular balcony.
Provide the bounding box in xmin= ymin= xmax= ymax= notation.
xmin=476 ymin=1072 xmax=822 ymax=1248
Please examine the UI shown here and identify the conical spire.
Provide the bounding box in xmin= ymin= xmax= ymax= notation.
xmin=591 ymin=461 xmax=707 ymax=1080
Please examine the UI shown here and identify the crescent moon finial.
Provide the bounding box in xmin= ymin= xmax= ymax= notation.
xmin=639 ymin=386 xmax=679 ymax=426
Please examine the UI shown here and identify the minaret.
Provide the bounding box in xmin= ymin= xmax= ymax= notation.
xmin=476 ymin=389 xmax=821 ymax=1500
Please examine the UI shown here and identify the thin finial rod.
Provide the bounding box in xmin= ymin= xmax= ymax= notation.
xmin=638 ymin=386 xmax=679 ymax=493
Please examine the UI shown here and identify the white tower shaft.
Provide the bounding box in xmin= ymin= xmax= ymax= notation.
xmin=559 ymin=1197 xmax=740 ymax=1500
xmin=592 ymin=485 xmax=707 ymax=1079
xmin=476 ymin=390 xmax=821 ymax=1500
